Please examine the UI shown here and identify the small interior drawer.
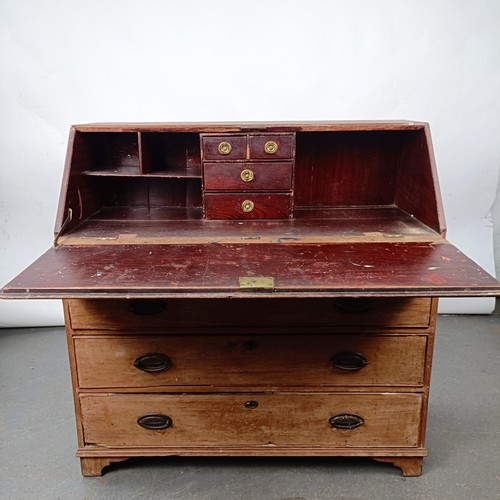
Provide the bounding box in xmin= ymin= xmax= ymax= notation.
xmin=203 ymin=162 xmax=293 ymax=191
xmin=248 ymin=134 xmax=295 ymax=159
xmin=80 ymin=392 xmax=423 ymax=448
xmin=201 ymin=135 xmax=247 ymax=160
xmin=74 ymin=334 xmax=427 ymax=389
xmin=204 ymin=193 xmax=292 ymax=219
xmin=66 ymin=297 xmax=432 ymax=331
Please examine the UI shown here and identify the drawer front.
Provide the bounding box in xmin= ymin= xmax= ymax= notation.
xmin=203 ymin=162 xmax=293 ymax=191
xmin=201 ymin=135 xmax=247 ymax=160
xmin=204 ymin=193 xmax=292 ymax=219
xmin=74 ymin=334 xmax=427 ymax=388
xmin=80 ymin=393 xmax=422 ymax=447
xmin=67 ymin=298 xmax=432 ymax=331
xmin=248 ymin=134 xmax=295 ymax=159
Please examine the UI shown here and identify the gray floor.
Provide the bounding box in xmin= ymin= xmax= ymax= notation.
xmin=1 ymin=316 xmax=499 ymax=500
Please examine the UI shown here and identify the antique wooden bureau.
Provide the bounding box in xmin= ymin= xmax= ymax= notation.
xmin=2 ymin=121 xmax=500 ymax=477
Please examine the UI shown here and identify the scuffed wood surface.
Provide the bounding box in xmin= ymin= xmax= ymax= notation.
xmin=3 ymin=241 xmax=500 ymax=298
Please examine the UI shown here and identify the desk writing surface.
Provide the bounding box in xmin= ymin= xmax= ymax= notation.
xmin=3 ymin=241 xmax=499 ymax=298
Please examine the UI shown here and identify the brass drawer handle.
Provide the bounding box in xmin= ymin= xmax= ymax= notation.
xmin=330 ymin=352 xmax=367 ymax=371
xmin=241 ymin=200 xmax=255 ymax=213
xmin=218 ymin=141 xmax=232 ymax=155
xmin=128 ymin=299 xmax=166 ymax=316
xmin=264 ymin=140 xmax=278 ymax=154
xmin=240 ymin=169 xmax=254 ymax=182
xmin=137 ymin=413 xmax=172 ymax=430
xmin=335 ymin=298 xmax=372 ymax=313
xmin=329 ymin=413 xmax=364 ymax=430
xmin=134 ymin=353 xmax=172 ymax=372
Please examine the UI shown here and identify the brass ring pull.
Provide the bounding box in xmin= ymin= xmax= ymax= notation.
xmin=242 ymin=200 xmax=254 ymax=213
xmin=240 ymin=169 xmax=254 ymax=182
xmin=264 ymin=140 xmax=278 ymax=154
xmin=218 ymin=141 xmax=232 ymax=155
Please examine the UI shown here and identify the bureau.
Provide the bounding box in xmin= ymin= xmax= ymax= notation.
xmin=2 ymin=121 xmax=500 ymax=477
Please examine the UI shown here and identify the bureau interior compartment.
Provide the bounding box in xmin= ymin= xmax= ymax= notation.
xmin=58 ymin=131 xmax=204 ymax=235
xmin=56 ymin=126 xmax=442 ymax=241
xmin=293 ymin=129 xmax=442 ymax=234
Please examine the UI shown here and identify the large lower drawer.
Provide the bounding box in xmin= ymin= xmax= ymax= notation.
xmin=67 ymin=297 xmax=432 ymax=331
xmin=74 ymin=334 xmax=427 ymax=388
xmin=80 ymin=393 xmax=423 ymax=447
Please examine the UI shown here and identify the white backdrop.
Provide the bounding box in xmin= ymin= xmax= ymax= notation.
xmin=1 ymin=0 xmax=499 ymax=326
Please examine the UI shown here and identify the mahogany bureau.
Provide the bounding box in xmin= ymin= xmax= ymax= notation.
xmin=2 ymin=121 xmax=499 ymax=477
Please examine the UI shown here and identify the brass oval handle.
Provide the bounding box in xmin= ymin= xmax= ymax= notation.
xmin=218 ymin=141 xmax=232 ymax=155
xmin=137 ymin=413 xmax=172 ymax=430
xmin=241 ymin=200 xmax=255 ymax=213
xmin=330 ymin=352 xmax=367 ymax=371
xmin=329 ymin=414 xmax=364 ymax=430
xmin=264 ymin=140 xmax=278 ymax=154
xmin=128 ymin=299 xmax=166 ymax=316
xmin=134 ymin=353 xmax=172 ymax=372
xmin=240 ymin=169 xmax=254 ymax=182
xmin=244 ymin=400 xmax=259 ymax=409
xmin=335 ymin=298 xmax=372 ymax=313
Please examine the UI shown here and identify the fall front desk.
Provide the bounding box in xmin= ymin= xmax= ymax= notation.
xmin=2 ymin=121 xmax=499 ymax=476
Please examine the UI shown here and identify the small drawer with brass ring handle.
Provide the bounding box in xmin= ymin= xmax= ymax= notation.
xmin=241 ymin=200 xmax=255 ymax=213
xmin=134 ymin=353 xmax=172 ymax=373
xmin=240 ymin=169 xmax=254 ymax=182
xmin=218 ymin=141 xmax=232 ymax=155
xmin=264 ymin=140 xmax=278 ymax=154
xmin=329 ymin=413 xmax=364 ymax=430
xmin=137 ymin=413 xmax=172 ymax=430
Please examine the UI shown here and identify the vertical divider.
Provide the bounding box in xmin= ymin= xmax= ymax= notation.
xmin=138 ymin=131 xmax=144 ymax=175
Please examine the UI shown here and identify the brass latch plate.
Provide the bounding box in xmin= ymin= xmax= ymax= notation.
xmin=239 ymin=277 xmax=275 ymax=289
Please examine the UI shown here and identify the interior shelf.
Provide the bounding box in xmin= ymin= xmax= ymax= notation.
xmin=83 ymin=168 xmax=201 ymax=178
xmin=58 ymin=206 xmax=439 ymax=245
